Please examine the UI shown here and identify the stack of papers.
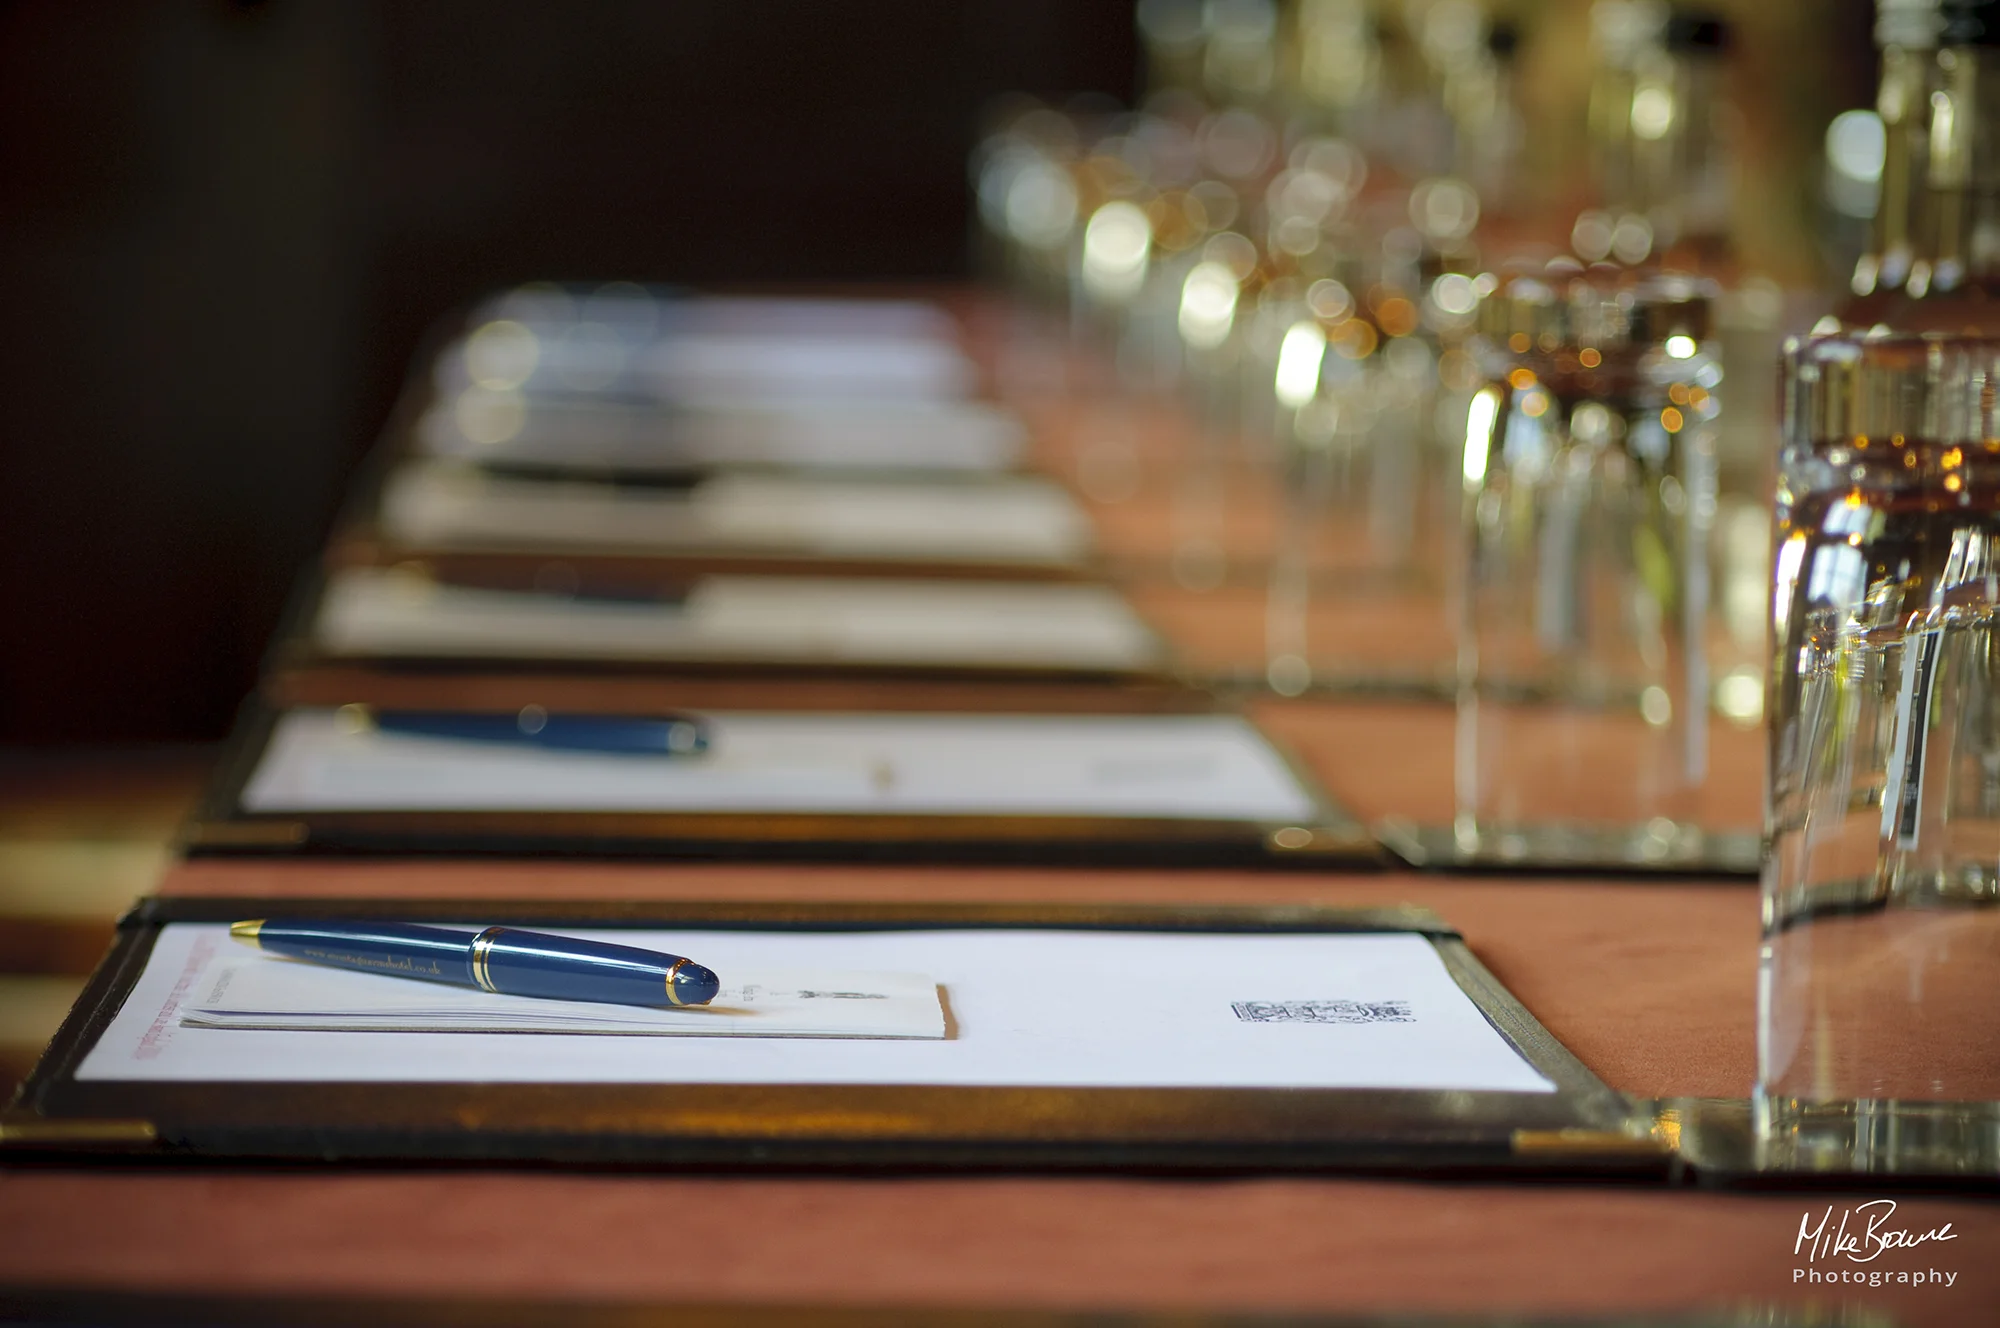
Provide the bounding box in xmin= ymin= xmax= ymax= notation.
xmin=182 ymin=960 xmax=947 ymax=1039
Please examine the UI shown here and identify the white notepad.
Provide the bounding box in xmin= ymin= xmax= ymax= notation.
xmin=181 ymin=960 xmax=945 ymax=1039
xmin=238 ymin=710 xmax=1321 ymax=822
xmin=311 ymin=569 xmax=1164 ymax=672
xmin=439 ymin=294 xmax=977 ymax=404
xmin=415 ymin=395 xmax=1026 ymax=474
xmin=634 ymin=334 xmax=975 ymax=402
xmin=376 ymin=463 xmax=1093 ymax=567
xmin=474 ymin=292 xmax=963 ymax=342
xmin=80 ymin=925 xmax=1556 ymax=1093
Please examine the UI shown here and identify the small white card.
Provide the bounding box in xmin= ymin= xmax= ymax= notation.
xmin=182 ymin=960 xmax=945 ymax=1039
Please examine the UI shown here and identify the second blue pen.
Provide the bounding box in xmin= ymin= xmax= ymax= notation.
xmin=367 ymin=706 xmax=710 ymax=756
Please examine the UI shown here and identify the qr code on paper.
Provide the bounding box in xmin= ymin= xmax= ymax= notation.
xmin=1230 ymin=1000 xmax=1415 ymax=1024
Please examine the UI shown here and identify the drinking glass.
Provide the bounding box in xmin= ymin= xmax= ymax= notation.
xmin=1453 ymin=262 xmax=1722 ymax=864
xmin=1758 ymin=331 xmax=2000 ymax=1174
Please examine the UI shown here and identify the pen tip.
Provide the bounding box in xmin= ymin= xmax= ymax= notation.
xmin=229 ymin=920 xmax=265 ymax=948
xmin=671 ymin=962 xmax=720 ymax=1007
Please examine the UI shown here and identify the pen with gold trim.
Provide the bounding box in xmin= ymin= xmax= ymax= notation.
xmin=230 ymin=920 xmax=721 ymax=1008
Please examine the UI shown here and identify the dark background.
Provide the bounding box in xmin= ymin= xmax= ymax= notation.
xmin=0 ymin=0 xmax=1136 ymax=743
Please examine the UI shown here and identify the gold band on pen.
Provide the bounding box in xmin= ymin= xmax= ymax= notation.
xmin=469 ymin=927 xmax=506 ymax=994
xmin=228 ymin=920 xmax=265 ymax=949
xmin=663 ymin=958 xmax=687 ymax=1006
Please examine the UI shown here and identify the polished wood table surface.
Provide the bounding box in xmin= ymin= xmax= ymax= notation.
xmin=4 ymin=857 xmax=1996 ymax=1325
xmin=0 ymin=748 xmax=211 ymax=1094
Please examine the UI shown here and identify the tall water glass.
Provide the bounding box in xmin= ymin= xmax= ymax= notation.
xmin=1759 ymin=332 xmax=2000 ymax=1174
xmin=1455 ymin=265 xmax=1720 ymax=863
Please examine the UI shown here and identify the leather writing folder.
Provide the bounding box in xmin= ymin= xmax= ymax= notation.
xmin=184 ymin=689 xmax=1381 ymax=867
xmin=4 ymin=898 xmax=1661 ymax=1178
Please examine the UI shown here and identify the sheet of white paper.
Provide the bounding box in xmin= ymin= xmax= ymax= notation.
xmin=79 ymin=925 xmax=1556 ymax=1092
xmin=474 ymin=292 xmax=962 ymax=342
xmin=377 ymin=464 xmax=1091 ymax=567
xmin=636 ymin=335 xmax=974 ymax=402
xmin=660 ymin=296 xmax=962 ymax=340
xmin=415 ymin=396 xmax=1025 ymax=474
xmin=238 ymin=710 xmax=1320 ymax=822
xmin=181 ymin=960 xmax=944 ymax=1038
xmin=443 ymin=294 xmax=976 ymax=403
xmin=311 ymin=570 xmax=1163 ymax=671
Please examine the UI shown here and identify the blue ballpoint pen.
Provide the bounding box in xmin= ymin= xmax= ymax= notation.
xmin=230 ymin=920 xmax=722 ymax=1008
xmin=364 ymin=705 xmax=710 ymax=756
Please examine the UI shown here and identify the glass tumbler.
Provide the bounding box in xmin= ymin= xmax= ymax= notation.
xmin=1759 ymin=332 xmax=2000 ymax=1174
xmin=1455 ymin=264 xmax=1721 ymax=863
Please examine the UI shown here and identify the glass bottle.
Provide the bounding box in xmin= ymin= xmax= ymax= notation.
xmin=1578 ymin=0 xmax=1671 ymax=265
xmin=1448 ymin=21 xmax=1525 ymax=222
xmin=1652 ymin=11 xmax=1736 ymax=271
xmin=1870 ymin=0 xmax=2000 ymax=330
xmin=1844 ymin=0 xmax=1945 ymax=322
xmin=1576 ymin=4 xmax=1738 ymax=273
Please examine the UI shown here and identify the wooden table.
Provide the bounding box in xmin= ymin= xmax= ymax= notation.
xmin=3 ymin=856 xmax=1994 ymax=1325
xmin=3 ymin=298 xmax=1981 ymax=1326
